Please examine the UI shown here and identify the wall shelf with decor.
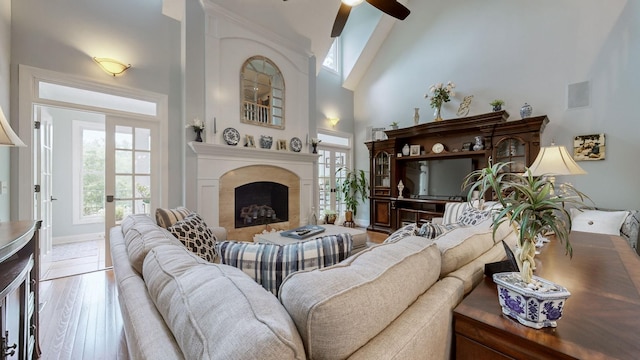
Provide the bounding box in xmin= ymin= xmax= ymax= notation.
xmin=365 ymin=111 xmax=548 ymax=233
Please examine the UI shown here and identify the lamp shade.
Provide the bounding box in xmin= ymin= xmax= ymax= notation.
xmin=0 ymin=106 xmax=26 ymax=147
xmin=528 ymin=145 xmax=586 ymax=176
xmin=93 ymin=57 xmax=131 ymax=76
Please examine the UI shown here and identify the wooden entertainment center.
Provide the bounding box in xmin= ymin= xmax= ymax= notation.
xmin=365 ymin=111 xmax=548 ymax=233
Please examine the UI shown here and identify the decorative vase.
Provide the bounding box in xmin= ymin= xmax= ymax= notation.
xmin=312 ymin=143 xmax=318 ymax=154
xmin=414 ymin=108 xmax=420 ymax=125
xmin=325 ymin=213 xmax=337 ymax=224
xmin=520 ymin=103 xmax=533 ymax=118
xmin=194 ymin=129 xmax=203 ymax=142
xmin=260 ymin=135 xmax=273 ymax=149
xmin=473 ymin=136 xmax=484 ymax=151
xmin=434 ymin=106 xmax=443 ymax=122
xmin=397 ymin=180 xmax=405 ymax=199
xmin=493 ymin=272 xmax=571 ymax=329
xmin=402 ymin=144 xmax=410 ymax=156
xmin=493 ymin=105 xmax=502 ymax=112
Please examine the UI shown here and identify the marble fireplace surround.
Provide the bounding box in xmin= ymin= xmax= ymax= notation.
xmin=189 ymin=142 xmax=317 ymax=241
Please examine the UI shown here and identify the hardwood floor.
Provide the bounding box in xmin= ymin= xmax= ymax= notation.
xmin=37 ymin=229 xmax=388 ymax=359
xmin=39 ymin=270 xmax=128 ymax=360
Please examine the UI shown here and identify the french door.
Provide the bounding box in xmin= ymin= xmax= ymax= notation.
xmin=104 ymin=116 xmax=159 ymax=266
xmin=318 ymin=147 xmax=348 ymax=218
xmin=33 ymin=106 xmax=54 ymax=276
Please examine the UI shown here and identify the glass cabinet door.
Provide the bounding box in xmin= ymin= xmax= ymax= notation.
xmin=494 ymin=137 xmax=526 ymax=172
xmin=374 ymin=151 xmax=391 ymax=188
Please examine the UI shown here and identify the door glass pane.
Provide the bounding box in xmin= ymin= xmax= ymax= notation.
xmin=115 ymin=150 xmax=132 ymax=174
xmin=135 ymin=151 xmax=151 ymax=174
xmin=116 ymin=126 xmax=133 ymax=149
xmin=116 ymin=175 xmax=132 ymax=198
xmin=135 ymin=175 xmax=150 ymax=199
xmin=135 ymin=128 xmax=151 ymax=150
xmin=115 ymin=200 xmax=133 ymax=222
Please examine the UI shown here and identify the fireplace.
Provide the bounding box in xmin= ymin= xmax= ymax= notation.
xmin=189 ymin=143 xmax=317 ymax=241
xmin=235 ymin=181 xmax=289 ymax=228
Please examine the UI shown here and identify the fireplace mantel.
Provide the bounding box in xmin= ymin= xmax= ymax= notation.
xmin=189 ymin=142 xmax=319 ymax=163
xmin=188 ymin=141 xmax=317 ymax=240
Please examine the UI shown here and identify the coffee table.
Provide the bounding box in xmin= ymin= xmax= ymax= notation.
xmin=254 ymin=224 xmax=368 ymax=253
xmin=453 ymin=231 xmax=640 ymax=359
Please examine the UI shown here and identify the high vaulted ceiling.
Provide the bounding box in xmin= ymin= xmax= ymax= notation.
xmin=206 ymin=0 xmax=343 ymax=73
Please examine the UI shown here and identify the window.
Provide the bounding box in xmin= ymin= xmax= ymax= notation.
xmin=73 ymin=120 xmax=106 ymax=224
xmin=323 ymin=38 xmax=340 ymax=73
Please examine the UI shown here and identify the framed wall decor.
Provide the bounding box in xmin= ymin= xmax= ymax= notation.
xmin=409 ymin=145 xmax=421 ymax=156
xmin=573 ymin=133 xmax=605 ymax=161
xmin=245 ymin=135 xmax=255 ymax=148
xmin=277 ymin=139 xmax=288 ymax=151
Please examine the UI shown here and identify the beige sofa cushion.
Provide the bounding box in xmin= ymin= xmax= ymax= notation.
xmin=121 ymin=214 xmax=184 ymax=273
xmin=143 ymin=245 xmax=305 ymax=360
xmin=279 ymin=236 xmax=441 ymax=360
xmin=435 ymin=220 xmax=514 ymax=277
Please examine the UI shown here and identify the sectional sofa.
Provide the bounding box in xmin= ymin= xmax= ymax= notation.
xmin=110 ymin=211 xmax=516 ymax=359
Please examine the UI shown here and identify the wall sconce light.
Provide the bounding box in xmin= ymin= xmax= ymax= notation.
xmin=0 ymin=106 xmax=26 ymax=147
xmin=328 ymin=117 xmax=340 ymax=127
xmin=93 ymin=57 xmax=131 ymax=76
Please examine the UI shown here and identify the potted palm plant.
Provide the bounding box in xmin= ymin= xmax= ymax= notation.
xmin=337 ymin=168 xmax=369 ymax=225
xmin=462 ymin=161 xmax=590 ymax=329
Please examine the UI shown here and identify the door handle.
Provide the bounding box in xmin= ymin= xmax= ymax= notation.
xmin=106 ymin=195 xmax=116 ymax=202
xmin=51 ymin=196 xmax=58 ymax=201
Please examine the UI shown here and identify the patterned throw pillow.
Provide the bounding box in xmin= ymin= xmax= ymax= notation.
xmin=217 ymin=233 xmax=352 ymax=295
xmin=383 ymin=223 xmax=418 ymax=244
xmin=620 ymin=210 xmax=639 ymax=250
xmin=417 ymin=222 xmax=461 ymax=239
xmin=166 ymin=213 xmax=218 ymax=262
xmin=442 ymin=202 xmax=471 ymax=225
xmin=155 ymin=206 xmax=193 ymax=229
xmin=457 ymin=207 xmax=491 ymax=226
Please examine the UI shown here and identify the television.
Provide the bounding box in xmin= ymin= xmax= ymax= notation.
xmin=402 ymin=158 xmax=474 ymax=200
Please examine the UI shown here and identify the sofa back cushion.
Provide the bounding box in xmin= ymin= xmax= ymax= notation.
xmin=121 ymin=214 xmax=184 ymax=274
xmin=218 ymin=233 xmax=352 ymax=295
xmin=143 ymin=245 xmax=306 ymax=360
xmin=279 ymin=236 xmax=441 ymax=360
xmin=435 ymin=220 xmax=513 ymax=277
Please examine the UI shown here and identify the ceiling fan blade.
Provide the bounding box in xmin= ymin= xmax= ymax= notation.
xmin=331 ymin=3 xmax=352 ymax=37
xmin=366 ymin=0 xmax=410 ymax=20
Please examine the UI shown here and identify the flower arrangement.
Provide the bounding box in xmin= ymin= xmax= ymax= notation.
xmin=186 ymin=117 xmax=205 ymax=131
xmin=425 ymin=81 xmax=456 ymax=109
xmin=311 ymin=138 xmax=321 ymax=146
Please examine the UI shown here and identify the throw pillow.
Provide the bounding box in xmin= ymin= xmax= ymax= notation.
xmin=417 ymin=222 xmax=461 ymax=239
xmin=620 ymin=210 xmax=639 ymax=250
xmin=166 ymin=213 xmax=218 ymax=262
xmin=569 ymin=208 xmax=629 ymax=236
xmin=442 ymin=202 xmax=471 ymax=225
xmin=457 ymin=207 xmax=491 ymax=226
xmin=155 ymin=206 xmax=193 ymax=229
xmin=383 ymin=223 xmax=418 ymax=244
xmin=217 ymin=233 xmax=352 ymax=295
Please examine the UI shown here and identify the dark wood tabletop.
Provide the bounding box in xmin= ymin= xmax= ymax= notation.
xmin=453 ymin=231 xmax=640 ymax=359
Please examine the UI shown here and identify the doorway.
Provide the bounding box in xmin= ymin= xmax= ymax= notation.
xmin=18 ymin=65 xmax=168 ymax=279
xmin=317 ymin=130 xmax=352 ymax=222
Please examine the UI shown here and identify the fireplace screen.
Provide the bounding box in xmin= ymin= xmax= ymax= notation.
xmin=235 ymin=181 xmax=288 ymax=228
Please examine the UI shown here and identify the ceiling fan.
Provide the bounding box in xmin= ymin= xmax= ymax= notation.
xmin=331 ymin=0 xmax=410 ymax=37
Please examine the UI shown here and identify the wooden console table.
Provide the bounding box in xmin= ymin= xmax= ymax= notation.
xmin=0 ymin=221 xmax=41 ymax=360
xmin=453 ymin=231 xmax=640 ymax=359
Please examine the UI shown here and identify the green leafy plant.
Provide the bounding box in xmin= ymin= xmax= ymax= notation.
xmin=390 ymin=121 xmax=399 ymax=127
xmin=336 ymin=167 xmax=369 ymax=218
xmin=425 ymin=81 xmax=456 ymax=109
xmin=490 ymin=99 xmax=505 ymax=107
xmin=462 ymin=161 xmax=590 ymax=283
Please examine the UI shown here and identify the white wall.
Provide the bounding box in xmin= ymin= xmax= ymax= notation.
xmin=10 ymin=0 xmax=183 ymax=217
xmin=355 ymin=0 xmax=640 ymax=210
xmin=0 ymin=0 xmax=10 ymax=221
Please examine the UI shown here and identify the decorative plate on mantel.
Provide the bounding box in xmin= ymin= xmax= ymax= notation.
xmin=290 ymin=137 xmax=302 ymax=152
xmin=223 ymin=127 xmax=240 ymax=146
